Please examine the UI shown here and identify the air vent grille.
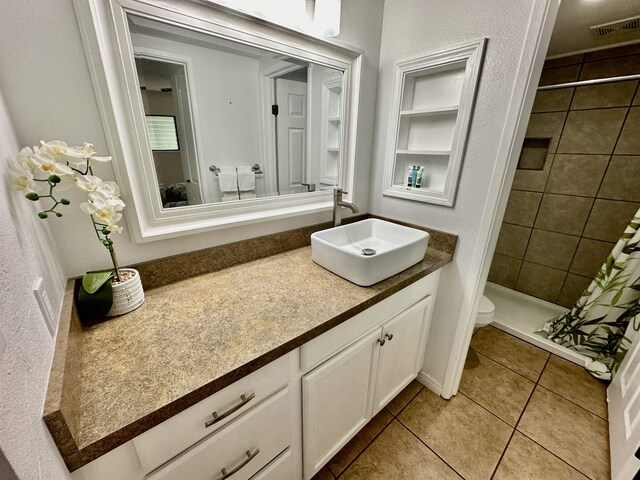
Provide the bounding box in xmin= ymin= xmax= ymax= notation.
xmin=591 ymin=16 xmax=640 ymax=38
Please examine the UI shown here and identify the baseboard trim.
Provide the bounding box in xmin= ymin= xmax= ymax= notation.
xmin=417 ymin=371 xmax=442 ymax=396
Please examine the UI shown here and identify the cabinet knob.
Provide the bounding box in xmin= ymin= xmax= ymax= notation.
xmin=377 ymin=338 xmax=386 ymax=346
xmin=384 ymin=333 xmax=394 ymax=341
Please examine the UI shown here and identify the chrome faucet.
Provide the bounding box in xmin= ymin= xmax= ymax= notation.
xmin=333 ymin=188 xmax=359 ymax=227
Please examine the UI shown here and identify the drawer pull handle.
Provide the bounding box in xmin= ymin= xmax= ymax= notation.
xmin=377 ymin=338 xmax=386 ymax=346
xmin=385 ymin=333 xmax=394 ymax=341
xmin=215 ymin=449 xmax=260 ymax=480
xmin=205 ymin=393 xmax=256 ymax=428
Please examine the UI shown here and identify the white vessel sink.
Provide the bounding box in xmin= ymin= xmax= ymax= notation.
xmin=311 ymin=219 xmax=430 ymax=286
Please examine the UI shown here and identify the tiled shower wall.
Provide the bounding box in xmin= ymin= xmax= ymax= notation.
xmin=488 ymin=43 xmax=640 ymax=308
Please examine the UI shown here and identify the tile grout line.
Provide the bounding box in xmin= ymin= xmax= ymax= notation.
xmin=395 ymin=416 xmax=469 ymax=480
xmin=332 ymin=385 xmax=425 ymax=479
xmin=535 ymin=383 xmax=609 ymax=422
xmin=488 ymin=354 xmax=551 ymax=480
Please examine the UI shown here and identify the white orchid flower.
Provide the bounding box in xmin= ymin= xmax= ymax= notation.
xmin=30 ymin=152 xmax=74 ymax=177
xmin=39 ymin=140 xmax=85 ymax=165
xmin=79 ymin=142 xmax=112 ymax=163
xmin=76 ymin=174 xmax=104 ymax=192
xmin=17 ymin=147 xmax=35 ymax=170
xmin=9 ymin=163 xmax=39 ymax=193
xmin=105 ymin=224 xmax=123 ymax=233
xmin=80 ymin=193 xmax=124 ymax=226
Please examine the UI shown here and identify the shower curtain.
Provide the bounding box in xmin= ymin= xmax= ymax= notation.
xmin=541 ymin=207 xmax=640 ymax=381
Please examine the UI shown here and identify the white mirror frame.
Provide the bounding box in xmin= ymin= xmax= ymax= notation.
xmin=73 ymin=0 xmax=362 ymax=243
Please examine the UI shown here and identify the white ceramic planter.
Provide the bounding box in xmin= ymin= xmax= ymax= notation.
xmin=107 ymin=268 xmax=145 ymax=316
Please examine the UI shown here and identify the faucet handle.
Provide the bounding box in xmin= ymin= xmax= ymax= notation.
xmin=334 ymin=187 xmax=347 ymax=196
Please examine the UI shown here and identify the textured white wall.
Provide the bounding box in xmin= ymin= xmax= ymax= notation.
xmin=0 ymin=0 xmax=384 ymax=278
xmin=0 ymin=89 xmax=69 ymax=478
xmin=369 ymin=0 xmax=540 ymax=391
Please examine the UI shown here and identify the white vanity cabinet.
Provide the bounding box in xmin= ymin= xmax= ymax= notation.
xmin=301 ymin=293 xmax=435 ymax=478
xmin=71 ymin=270 xmax=441 ymax=480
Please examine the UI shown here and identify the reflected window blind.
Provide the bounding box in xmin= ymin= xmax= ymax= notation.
xmin=145 ymin=115 xmax=179 ymax=151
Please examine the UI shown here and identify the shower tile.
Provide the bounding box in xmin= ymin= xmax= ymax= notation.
xmin=524 ymin=229 xmax=579 ymax=270
xmin=539 ymin=65 xmax=581 ymax=86
xmin=599 ymin=156 xmax=640 ymax=202
xmin=583 ymin=199 xmax=640 ymax=242
xmin=557 ymin=274 xmax=592 ymax=308
xmin=470 ymin=327 xmax=549 ymax=381
xmin=495 ymin=224 xmax=531 ymax=259
xmin=384 ymin=379 xmax=423 ymax=416
xmin=340 ymin=421 xmax=461 ymax=480
xmin=545 ymin=154 xmax=609 ymax=197
xmin=584 ymin=43 xmax=640 ymax=61
xmin=459 ymin=349 xmax=534 ymax=426
xmin=493 ymin=432 xmax=589 ymax=480
xmin=512 ymin=154 xmax=554 ymax=192
xmin=503 ymin=190 xmax=542 ymax=227
xmin=539 ymin=355 xmax=608 ymax=420
xmin=615 ymin=107 xmax=640 ymax=155
xmin=557 ymin=108 xmax=626 ymax=154
xmin=515 ymin=261 xmax=566 ymax=303
xmin=525 ymin=112 xmax=567 ymax=152
xmin=634 ymin=88 xmax=640 ymax=106
xmin=570 ymin=238 xmax=614 ymax=278
xmin=532 ymin=89 xmax=573 ymax=113
xmin=534 ymin=194 xmax=593 ymax=235
xmin=571 ymin=80 xmax=637 ymax=109
xmin=544 ymin=54 xmax=584 ymax=69
xmin=327 ymin=410 xmax=392 ymax=477
xmin=518 ymin=387 xmax=610 ymax=480
xmin=398 ymin=389 xmax=512 ymax=480
xmin=488 ymin=254 xmax=522 ymax=289
xmin=580 ymin=54 xmax=640 ymax=81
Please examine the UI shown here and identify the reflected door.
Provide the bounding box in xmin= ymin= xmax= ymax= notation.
xmin=276 ymin=78 xmax=307 ymax=195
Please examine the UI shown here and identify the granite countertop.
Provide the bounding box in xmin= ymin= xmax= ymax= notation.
xmin=44 ymin=216 xmax=456 ymax=471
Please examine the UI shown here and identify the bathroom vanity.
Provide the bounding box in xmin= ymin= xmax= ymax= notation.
xmin=44 ymin=217 xmax=456 ymax=480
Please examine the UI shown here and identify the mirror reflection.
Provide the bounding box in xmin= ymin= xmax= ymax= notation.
xmin=128 ymin=15 xmax=344 ymax=209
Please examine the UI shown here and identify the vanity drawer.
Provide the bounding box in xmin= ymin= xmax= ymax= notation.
xmin=250 ymin=447 xmax=294 ymax=480
xmin=147 ymin=387 xmax=292 ymax=480
xmin=134 ymin=354 xmax=291 ymax=473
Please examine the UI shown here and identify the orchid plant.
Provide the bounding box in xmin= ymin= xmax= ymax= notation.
xmin=10 ymin=140 xmax=126 ymax=282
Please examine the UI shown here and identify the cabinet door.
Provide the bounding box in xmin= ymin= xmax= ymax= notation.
xmin=302 ymin=330 xmax=380 ymax=479
xmin=372 ymin=295 xmax=433 ymax=414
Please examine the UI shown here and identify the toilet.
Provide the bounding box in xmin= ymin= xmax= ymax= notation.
xmin=475 ymin=295 xmax=495 ymax=331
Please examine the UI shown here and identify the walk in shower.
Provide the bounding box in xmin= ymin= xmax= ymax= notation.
xmin=485 ymin=43 xmax=640 ymax=366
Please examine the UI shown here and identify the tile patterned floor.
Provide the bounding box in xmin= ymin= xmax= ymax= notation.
xmin=312 ymin=325 xmax=610 ymax=480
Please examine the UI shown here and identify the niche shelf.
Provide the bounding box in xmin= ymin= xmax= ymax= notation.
xmin=320 ymin=77 xmax=343 ymax=186
xmin=383 ymin=39 xmax=486 ymax=206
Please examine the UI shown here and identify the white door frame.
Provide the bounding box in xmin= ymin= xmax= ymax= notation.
xmin=440 ymin=0 xmax=561 ymax=398
xmin=258 ymin=62 xmax=308 ymax=196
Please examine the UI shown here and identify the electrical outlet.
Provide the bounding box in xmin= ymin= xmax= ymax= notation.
xmin=33 ymin=277 xmax=55 ymax=337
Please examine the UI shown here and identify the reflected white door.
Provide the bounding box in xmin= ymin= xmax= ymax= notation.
xmin=609 ymin=327 xmax=640 ymax=479
xmin=173 ymin=68 xmax=203 ymax=205
xmin=275 ymin=78 xmax=307 ymax=195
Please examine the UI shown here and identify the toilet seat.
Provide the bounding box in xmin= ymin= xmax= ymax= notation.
xmin=475 ymin=295 xmax=495 ymax=328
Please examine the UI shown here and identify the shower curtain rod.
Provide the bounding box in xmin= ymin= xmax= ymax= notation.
xmin=537 ymin=73 xmax=640 ymax=91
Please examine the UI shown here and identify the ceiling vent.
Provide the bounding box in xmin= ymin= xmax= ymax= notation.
xmin=591 ymin=16 xmax=640 ymax=38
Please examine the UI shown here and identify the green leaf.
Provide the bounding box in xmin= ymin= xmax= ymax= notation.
xmin=82 ymin=270 xmax=114 ymax=294
xmin=76 ymin=279 xmax=113 ymax=319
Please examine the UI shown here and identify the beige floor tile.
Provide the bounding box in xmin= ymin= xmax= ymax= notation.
xmin=470 ymin=327 xmax=550 ymax=381
xmin=327 ymin=410 xmax=393 ymax=477
xmin=398 ymin=389 xmax=512 ymax=480
xmin=539 ymin=355 xmax=608 ymax=420
xmin=518 ymin=387 xmax=610 ymax=480
xmin=494 ymin=431 xmax=589 ymax=480
xmin=385 ymin=379 xmax=424 ymax=416
xmin=312 ymin=466 xmax=334 ymax=479
xmin=340 ymin=421 xmax=461 ymax=480
xmin=459 ymin=350 xmax=535 ymax=426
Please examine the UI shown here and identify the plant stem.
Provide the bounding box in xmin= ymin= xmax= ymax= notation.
xmin=90 ymin=217 xmax=123 ymax=282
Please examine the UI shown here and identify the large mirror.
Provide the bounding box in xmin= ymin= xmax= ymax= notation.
xmin=75 ymin=0 xmax=361 ymax=242
xmin=128 ymin=14 xmax=344 ymax=209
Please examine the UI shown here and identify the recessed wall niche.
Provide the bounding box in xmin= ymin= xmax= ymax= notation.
xmin=382 ymin=39 xmax=486 ymax=206
xmin=518 ymin=138 xmax=551 ymax=170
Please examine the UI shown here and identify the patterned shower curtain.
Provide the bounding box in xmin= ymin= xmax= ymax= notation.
xmin=541 ymin=207 xmax=640 ymax=381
